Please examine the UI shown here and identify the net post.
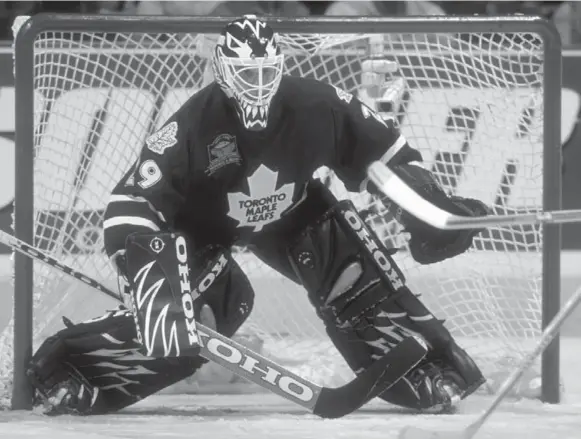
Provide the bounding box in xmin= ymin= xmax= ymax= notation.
xmin=539 ymin=20 xmax=562 ymax=404
xmin=11 ymin=16 xmax=37 ymax=410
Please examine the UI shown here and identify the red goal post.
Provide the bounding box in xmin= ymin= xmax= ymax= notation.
xmin=6 ymin=14 xmax=562 ymax=410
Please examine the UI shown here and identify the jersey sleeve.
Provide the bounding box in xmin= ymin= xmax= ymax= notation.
xmin=103 ymin=116 xmax=191 ymax=264
xmin=331 ymin=90 xmax=421 ymax=192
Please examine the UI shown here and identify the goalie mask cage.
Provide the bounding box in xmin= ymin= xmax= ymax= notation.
xmin=4 ymin=14 xmax=561 ymax=409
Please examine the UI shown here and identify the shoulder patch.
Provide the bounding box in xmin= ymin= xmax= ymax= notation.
xmin=205 ymin=133 xmax=242 ymax=176
xmin=332 ymin=85 xmax=353 ymax=104
xmin=146 ymin=122 xmax=178 ymax=154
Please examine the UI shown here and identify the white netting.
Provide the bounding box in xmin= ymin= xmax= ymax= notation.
xmin=2 ymin=25 xmax=547 ymax=406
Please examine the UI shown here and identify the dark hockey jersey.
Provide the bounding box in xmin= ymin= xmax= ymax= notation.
xmin=103 ymin=76 xmax=413 ymax=259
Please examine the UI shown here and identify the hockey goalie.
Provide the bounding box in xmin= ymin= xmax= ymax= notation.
xmin=27 ymin=15 xmax=489 ymax=415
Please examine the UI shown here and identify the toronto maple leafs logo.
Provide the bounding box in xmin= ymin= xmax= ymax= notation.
xmin=227 ymin=164 xmax=294 ymax=232
xmin=146 ymin=121 xmax=178 ymax=154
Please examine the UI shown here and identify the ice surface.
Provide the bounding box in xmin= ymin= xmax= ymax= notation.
xmin=1 ymin=337 xmax=580 ymax=439
xmin=2 ymin=394 xmax=581 ymax=439
xmin=3 ymin=254 xmax=581 ymax=438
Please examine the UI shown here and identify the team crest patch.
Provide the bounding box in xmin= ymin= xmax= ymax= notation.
xmin=332 ymin=85 xmax=353 ymax=104
xmin=205 ymin=134 xmax=242 ymax=176
xmin=227 ymin=164 xmax=294 ymax=232
xmin=146 ymin=122 xmax=178 ymax=154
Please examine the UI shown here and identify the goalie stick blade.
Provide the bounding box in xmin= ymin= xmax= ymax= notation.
xmin=313 ymin=336 xmax=427 ymax=419
xmin=367 ymin=161 xmax=581 ymax=229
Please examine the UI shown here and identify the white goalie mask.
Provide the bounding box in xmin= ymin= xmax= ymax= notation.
xmin=212 ymin=15 xmax=284 ymax=131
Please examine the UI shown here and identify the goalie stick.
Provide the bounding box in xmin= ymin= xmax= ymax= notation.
xmin=5 ymin=228 xmax=427 ymax=418
xmin=367 ymin=161 xmax=581 ymax=230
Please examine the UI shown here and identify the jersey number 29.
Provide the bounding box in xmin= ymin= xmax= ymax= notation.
xmin=137 ymin=160 xmax=162 ymax=189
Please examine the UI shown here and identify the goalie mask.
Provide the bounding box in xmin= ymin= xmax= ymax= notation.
xmin=212 ymin=15 xmax=284 ymax=131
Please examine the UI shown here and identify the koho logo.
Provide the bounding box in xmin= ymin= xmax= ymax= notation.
xmin=198 ymin=329 xmax=316 ymax=403
xmin=175 ymin=235 xmax=199 ymax=347
xmin=342 ymin=208 xmax=405 ymax=290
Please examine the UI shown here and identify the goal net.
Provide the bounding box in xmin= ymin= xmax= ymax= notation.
xmin=2 ymin=14 xmax=562 ymax=408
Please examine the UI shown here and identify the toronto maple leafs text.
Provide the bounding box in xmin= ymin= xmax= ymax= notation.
xmin=238 ymin=193 xmax=288 ymax=224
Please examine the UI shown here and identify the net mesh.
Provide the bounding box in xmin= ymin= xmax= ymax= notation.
xmin=1 ymin=26 xmax=547 ymax=406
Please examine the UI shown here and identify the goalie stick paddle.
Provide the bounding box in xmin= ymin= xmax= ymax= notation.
xmin=368 ymin=161 xmax=581 ymax=230
xmin=5 ymin=228 xmax=427 ymax=418
xmin=398 ymin=286 xmax=581 ymax=439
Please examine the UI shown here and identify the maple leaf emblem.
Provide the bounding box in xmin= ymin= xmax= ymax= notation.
xmin=146 ymin=121 xmax=178 ymax=154
xmin=227 ymin=164 xmax=295 ymax=232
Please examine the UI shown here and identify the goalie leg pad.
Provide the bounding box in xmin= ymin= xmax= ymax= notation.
xmin=125 ymin=233 xmax=254 ymax=358
xmin=27 ymin=308 xmax=205 ymax=415
xmin=288 ymin=199 xmax=484 ymax=411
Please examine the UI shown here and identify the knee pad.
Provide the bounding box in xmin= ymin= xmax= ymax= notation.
xmin=191 ymin=244 xmax=255 ymax=337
